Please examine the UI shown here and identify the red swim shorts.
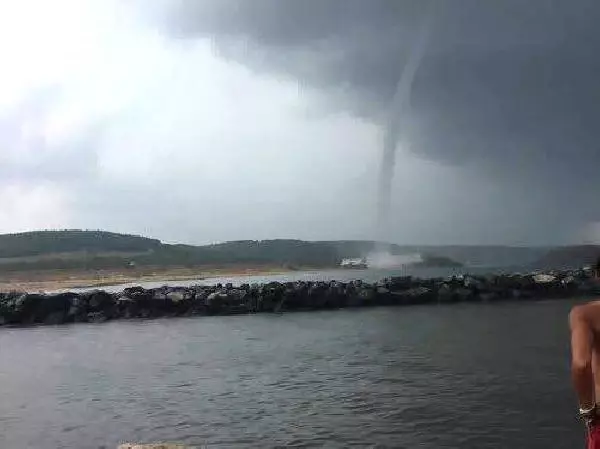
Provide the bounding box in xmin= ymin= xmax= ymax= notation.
xmin=589 ymin=424 xmax=600 ymax=449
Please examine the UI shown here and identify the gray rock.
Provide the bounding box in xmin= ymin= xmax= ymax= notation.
xmin=87 ymin=311 xmax=107 ymax=323
xmin=166 ymin=291 xmax=186 ymax=303
xmin=479 ymin=292 xmax=498 ymax=302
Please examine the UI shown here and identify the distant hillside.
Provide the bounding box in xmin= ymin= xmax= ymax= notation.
xmin=395 ymin=245 xmax=551 ymax=268
xmin=315 ymin=241 xmax=405 ymax=259
xmin=0 ymin=230 xmax=160 ymax=258
xmin=0 ymin=230 xmax=572 ymax=273
xmin=0 ymin=233 xmax=341 ymax=271
xmin=414 ymin=255 xmax=463 ymax=268
xmin=532 ymin=245 xmax=600 ymax=269
xmin=146 ymin=240 xmax=340 ymax=268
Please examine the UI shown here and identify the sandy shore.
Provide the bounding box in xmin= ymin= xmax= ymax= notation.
xmin=0 ymin=266 xmax=299 ymax=293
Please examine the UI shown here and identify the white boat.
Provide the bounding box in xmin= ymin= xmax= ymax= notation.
xmin=339 ymin=257 xmax=369 ymax=269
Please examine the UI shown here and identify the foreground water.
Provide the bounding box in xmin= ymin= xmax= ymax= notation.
xmin=0 ymin=296 xmax=584 ymax=448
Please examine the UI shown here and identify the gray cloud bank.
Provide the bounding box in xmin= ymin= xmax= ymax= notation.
xmin=164 ymin=0 xmax=600 ymax=175
xmin=156 ymin=0 xmax=600 ymax=242
xmin=2 ymin=0 xmax=600 ymax=245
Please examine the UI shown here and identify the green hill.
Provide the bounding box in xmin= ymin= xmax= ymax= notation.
xmin=0 ymin=232 xmax=343 ymax=271
xmin=414 ymin=255 xmax=464 ymax=268
xmin=0 ymin=230 xmax=160 ymax=258
xmin=0 ymin=230 xmax=560 ymax=273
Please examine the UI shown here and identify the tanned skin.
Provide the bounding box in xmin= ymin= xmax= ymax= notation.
xmin=569 ymin=301 xmax=600 ymax=411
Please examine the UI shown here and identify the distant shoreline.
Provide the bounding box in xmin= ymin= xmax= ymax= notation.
xmin=0 ymin=263 xmax=470 ymax=294
xmin=0 ymin=265 xmax=307 ymax=293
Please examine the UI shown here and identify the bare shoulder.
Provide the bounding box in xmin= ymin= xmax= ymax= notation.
xmin=570 ymin=300 xmax=600 ymax=328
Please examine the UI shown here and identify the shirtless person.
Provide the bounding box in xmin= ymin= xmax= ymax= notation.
xmin=570 ymin=300 xmax=600 ymax=446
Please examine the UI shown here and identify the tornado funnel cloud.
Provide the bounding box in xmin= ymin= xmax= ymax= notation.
xmin=376 ymin=1 xmax=436 ymax=239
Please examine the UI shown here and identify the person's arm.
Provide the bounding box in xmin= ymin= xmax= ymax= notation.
xmin=570 ymin=305 xmax=596 ymax=410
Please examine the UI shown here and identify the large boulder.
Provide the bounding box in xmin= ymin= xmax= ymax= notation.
xmin=80 ymin=290 xmax=117 ymax=321
xmin=117 ymin=287 xmax=178 ymax=318
xmin=402 ymin=286 xmax=433 ymax=304
xmin=0 ymin=291 xmax=25 ymax=324
xmin=1 ymin=293 xmax=77 ymax=325
xmin=437 ymin=283 xmax=456 ymax=303
xmin=206 ymin=290 xmax=229 ymax=314
xmin=41 ymin=293 xmax=79 ymax=324
xmin=533 ymin=273 xmax=556 ymax=284
xmin=387 ymin=276 xmax=413 ymax=292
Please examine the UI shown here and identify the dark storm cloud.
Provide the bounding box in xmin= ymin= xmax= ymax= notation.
xmin=161 ymin=0 xmax=600 ymax=183
xmin=3 ymin=0 xmax=599 ymax=244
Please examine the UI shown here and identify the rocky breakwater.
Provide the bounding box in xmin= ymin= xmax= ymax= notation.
xmin=0 ymin=268 xmax=599 ymax=327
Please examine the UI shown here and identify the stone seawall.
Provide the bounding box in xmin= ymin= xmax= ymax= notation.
xmin=117 ymin=444 xmax=191 ymax=449
xmin=0 ymin=268 xmax=598 ymax=327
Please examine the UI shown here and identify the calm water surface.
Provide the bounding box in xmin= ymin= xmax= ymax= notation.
xmin=0 ymin=299 xmax=584 ymax=448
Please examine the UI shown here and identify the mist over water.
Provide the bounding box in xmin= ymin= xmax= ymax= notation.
xmin=366 ymin=251 xmax=422 ymax=269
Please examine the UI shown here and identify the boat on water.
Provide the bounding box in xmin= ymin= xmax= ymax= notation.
xmin=339 ymin=257 xmax=369 ymax=269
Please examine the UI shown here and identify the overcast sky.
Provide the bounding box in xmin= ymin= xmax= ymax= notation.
xmin=1 ymin=0 xmax=599 ymax=246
